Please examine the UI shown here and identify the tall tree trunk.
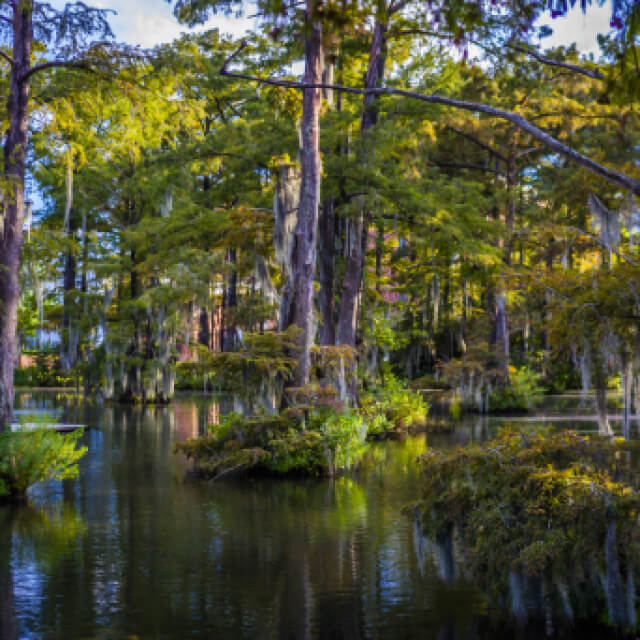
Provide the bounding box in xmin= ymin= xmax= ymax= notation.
xmin=336 ymin=19 xmax=386 ymax=350
xmin=198 ymin=307 xmax=210 ymax=348
xmin=0 ymin=5 xmax=32 ymax=430
xmin=317 ymin=48 xmax=337 ymax=346
xmin=493 ymin=151 xmax=516 ymax=378
xmin=61 ymin=184 xmax=77 ymax=373
xmin=595 ymin=364 xmax=612 ymax=436
xmin=335 ymin=17 xmax=387 ymax=401
xmin=318 ymin=197 xmax=336 ymax=345
xmin=222 ymin=247 xmax=237 ymax=352
xmin=200 ymin=151 xmax=212 ymax=350
xmin=287 ymin=2 xmax=322 ymax=387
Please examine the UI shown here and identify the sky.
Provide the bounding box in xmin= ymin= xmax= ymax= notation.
xmin=52 ymin=0 xmax=613 ymax=55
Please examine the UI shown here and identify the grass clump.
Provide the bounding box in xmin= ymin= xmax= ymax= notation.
xmin=0 ymin=429 xmax=86 ymax=500
xmin=415 ymin=428 xmax=640 ymax=631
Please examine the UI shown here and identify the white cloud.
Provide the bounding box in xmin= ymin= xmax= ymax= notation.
xmin=51 ymin=1 xmax=613 ymax=55
xmin=536 ymin=3 xmax=612 ymax=57
xmin=51 ymin=0 xmax=255 ymax=48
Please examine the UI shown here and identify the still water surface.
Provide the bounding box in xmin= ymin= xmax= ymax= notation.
xmin=0 ymin=390 xmax=631 ymax=639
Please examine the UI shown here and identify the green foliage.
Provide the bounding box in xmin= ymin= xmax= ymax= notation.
xmin=14 ymin=352 xmax=75 ymax=388
xmin=417 ymin=429 xmax=640 ymax=628
xmin=361 ymin=374 xmax=430 ymax=437
xmin=0 ymin=429 xmax=87 ymax=500
xmin=207 ymin=327 xmax=300 ymax=396
xmin=176 ymin=407 xmax=368 ymax=478
xmin=488 ymin=365 xmax=544 ymax=412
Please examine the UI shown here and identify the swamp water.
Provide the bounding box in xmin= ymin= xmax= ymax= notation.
xmin=0 ymin=389 xmax=636 ymax=639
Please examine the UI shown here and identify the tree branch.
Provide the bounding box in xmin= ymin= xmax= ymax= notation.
xmin=388 ymin=28 xmax=604 ymax=80
xmin=19 ymin=59 xmax=92 ymax=83
xmin=515 ymin=145 xmax=542 ymax=159
xmin=445 ymin=125 xmax=507 ymax=162
xmin=0 ymin=49 xmax=14 ymax=66
xmin=388 ymin=0 xmax=412 ymax=15
xmin=220 ymin=44 xmax=640 ymax=196
xmin=511 ymin=44 xmax=604 ymax=80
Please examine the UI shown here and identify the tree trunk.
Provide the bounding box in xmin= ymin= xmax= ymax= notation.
xmin=287 ymin=2 xmax=322 ymax=387
xmin=0 ymin=5 xmax=32 ymax=430
xmin=198 ymin=307 xmax=210 ymax=348
xmin=274 ymin=163 xmax=301 ymax=331
xmin=318 ymin=196 xmax=336 ymax=345
xmin=336 ymin=18 xmax=387 ymax=353
xmin=222 ymin=247 xmax=237 ymax=352
xmin=61 ymin=192 xmax=78 ymax=373
xmin=493 ymin=151 xmax=516 ymax=378
xmin=595 ymin=365 xmax=612 ymax=436
xmin=335 ymin=17 xmax=387 ymax=402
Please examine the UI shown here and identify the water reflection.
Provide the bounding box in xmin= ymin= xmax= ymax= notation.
xmin=6 ymin=390 xmax=626 ymax=639
xmin=0 ymin=502 xmax=87 ymax=639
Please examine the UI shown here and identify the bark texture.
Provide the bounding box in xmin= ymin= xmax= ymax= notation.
xmin=318 ymin=196 xmax=336 ymax=345
xmin=336 ymin=18 xmax=387 ymax=352
xmin=287 ymin=3 xmax=323 ymax=387
xmin=0 ymin=4 xmax=31 ymax=430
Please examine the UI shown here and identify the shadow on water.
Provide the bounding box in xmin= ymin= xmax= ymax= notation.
xmin=3 ymin=389 xmax=635 ymax=638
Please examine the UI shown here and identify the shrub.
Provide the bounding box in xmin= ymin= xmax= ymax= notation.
xmin=0 ymin=428 xmax=87 ymax=500
xmin=361 ymin=374 xmax=430 ymax=437
xmin=415 ymin=429 xmax=640 ymax=631
xmin=176 ymin=408 xmax=368 ymax=478
xmin=488 ymin=365 xmax=544 ymax=412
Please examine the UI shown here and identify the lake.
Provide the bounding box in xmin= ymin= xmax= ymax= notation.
xmin=1 ymin=389 xmax=633 ymax=639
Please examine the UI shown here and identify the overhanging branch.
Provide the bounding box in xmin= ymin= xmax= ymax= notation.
xmin=220 ymin=42 xmax=640 ymax=197
xmin=511 ymin=44 xmax=604 ymax=80
xmin=19 ymin=59 xmax=92 ymax=83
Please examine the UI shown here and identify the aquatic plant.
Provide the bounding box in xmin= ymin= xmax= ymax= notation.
xmin=415 ymin=428 xmax=640 ymax=632
xmin=0 ymin=429 xmax=87 ymax=500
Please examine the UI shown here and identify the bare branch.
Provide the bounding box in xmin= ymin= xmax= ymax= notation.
xmin=511 ymin=45 xmax=604 ymax=80
xmin=445 ymin=125 xmax=507 ymax=162
xmin=220 ymin=49 xmax=640 ymax=196
xmin=19 ymin=59 xmax=92 ymax=83
xmin=220 ymin=40 xmax=249 ymax=75
xmin=389 ymin=29 xmax=604 ymax=80
xmin=515 ymin=146 xmax=542 ymax=159
xmin=544 ymin=285 xmax=602 ymax=314
xmin=388 ymin=0 xmax=412 ymax=15
xmin=0 ymin=49 xmax=14 ymax=66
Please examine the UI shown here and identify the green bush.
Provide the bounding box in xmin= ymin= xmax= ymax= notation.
xmin=416 ymin=429 xmax=640 ymax=630
xmin=0 ymin=428 xmax=87 ymax=500
xmin=361 ymin=374 xmax=430 ymax=437
xmin=488 ymin=365 xmax=544 ymax=412
xmin=176 ymin=408 xmax=368 ymax=478
xmin=14 ymin=362 xmax=75 ymax=388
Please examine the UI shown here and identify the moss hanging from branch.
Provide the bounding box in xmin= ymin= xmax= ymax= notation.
xmin=413 ymin=428 xmax=640 ymax=632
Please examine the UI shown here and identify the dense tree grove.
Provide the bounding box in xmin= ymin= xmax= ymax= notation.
xmin=4 ymin=1 xmax=640 ymax=634
xmin=0 ymin=0 xmax=638 ymax=434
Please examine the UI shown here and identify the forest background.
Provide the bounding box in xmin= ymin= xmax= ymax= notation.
xmin=0 ymin=0 xmax=638 ymax=440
